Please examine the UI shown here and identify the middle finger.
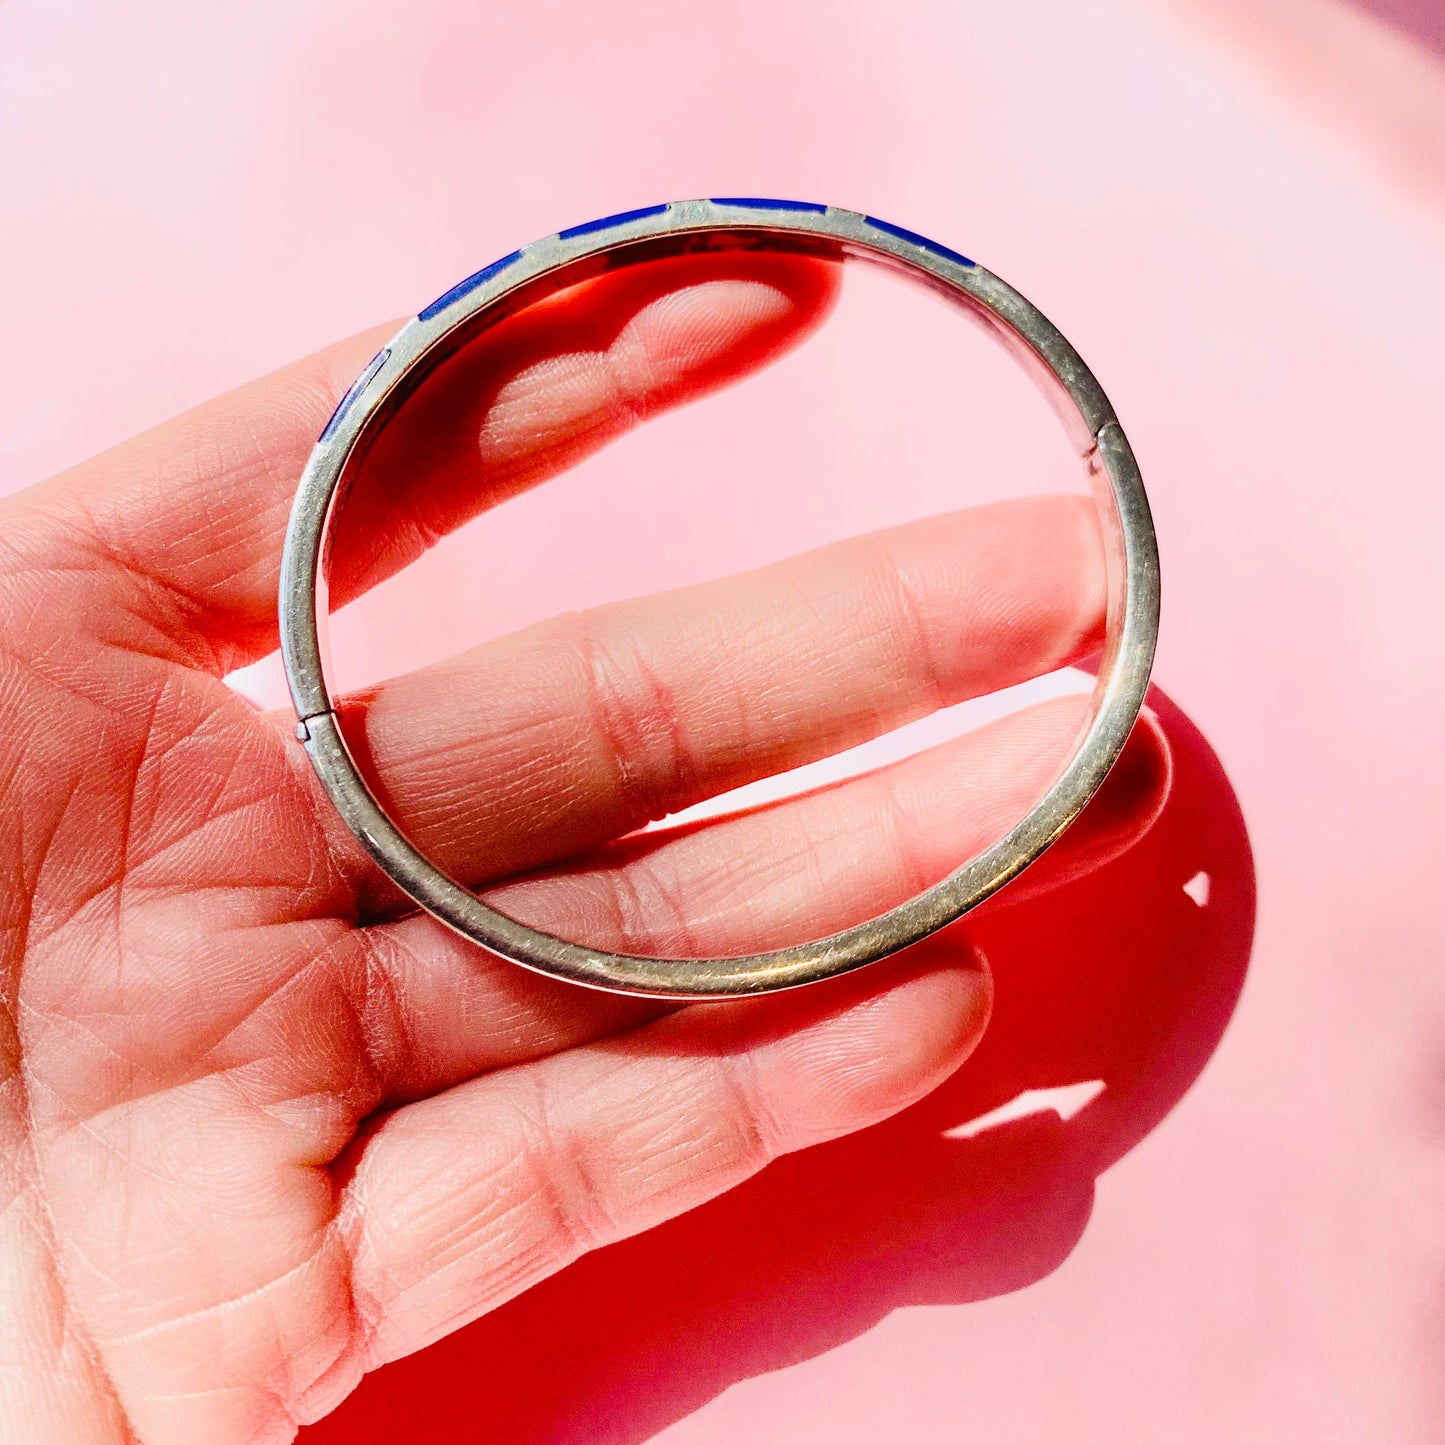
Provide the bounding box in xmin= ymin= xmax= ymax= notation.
xmin=307 ymin=493 xmax=1106 ymax=915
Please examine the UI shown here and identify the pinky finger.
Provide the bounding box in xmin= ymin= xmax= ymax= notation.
xmin=334 ymin=942 xmax=990 ymax=1366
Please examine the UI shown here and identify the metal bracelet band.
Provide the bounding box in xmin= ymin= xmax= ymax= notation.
xmin=279 ymin=199 xmax=1160 ymax=999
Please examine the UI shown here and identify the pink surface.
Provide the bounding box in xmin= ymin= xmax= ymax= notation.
xmin=2 ymin=1 xmax=1442 ymax=1441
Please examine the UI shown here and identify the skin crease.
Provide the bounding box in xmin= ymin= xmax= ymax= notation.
xmin=0 ymin=253 xmax=1168 ymax=1444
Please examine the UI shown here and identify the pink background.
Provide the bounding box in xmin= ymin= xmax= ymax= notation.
xmin=2 ymin=1 xmax=1442 ymax=1440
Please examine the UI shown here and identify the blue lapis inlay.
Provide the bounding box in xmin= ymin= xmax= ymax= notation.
xmin=319 ymin=347 xmax=390 ymax=443
xmin=863 ymin=216 xmax=974 ymax=269
xmin=558 ymin=203 xmax=670 ymax=239
xmin=709 ymin=197 xmax=827 ymax=213
xmin=417 ymin=250 xmax=525 ymax=323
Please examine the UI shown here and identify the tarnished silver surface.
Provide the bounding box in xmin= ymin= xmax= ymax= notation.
xmin=279 ymin=199 xmax=1160 ymax=998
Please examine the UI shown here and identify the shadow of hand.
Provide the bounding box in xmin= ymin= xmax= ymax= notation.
xmin=302 ymin=686 xmax=1254 ymax=1445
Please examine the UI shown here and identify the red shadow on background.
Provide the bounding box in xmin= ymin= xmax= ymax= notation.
xmin=301 ymin=685 xmax=1254 ymax=1445
xmin=1351 ymin=0 xmax=1445 ymax=61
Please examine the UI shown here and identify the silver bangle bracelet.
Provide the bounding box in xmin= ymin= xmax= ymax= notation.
xmin=279 ymin=199 xmax=1159 ymax=999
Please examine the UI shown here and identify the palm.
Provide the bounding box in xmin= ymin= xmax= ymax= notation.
xmin=0 ymin=253 xmax=1160 ymax=1444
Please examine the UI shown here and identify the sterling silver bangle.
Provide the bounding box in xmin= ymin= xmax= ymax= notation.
xmin=279 ymin=199 xmax=1160 ymax=999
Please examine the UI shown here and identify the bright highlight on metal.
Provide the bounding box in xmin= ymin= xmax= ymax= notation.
xmin=280 ymin=199 xmax=1160 ymax=999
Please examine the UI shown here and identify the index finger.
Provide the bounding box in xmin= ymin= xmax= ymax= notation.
xmin=22 ymin=252 xmax=838 ymax=670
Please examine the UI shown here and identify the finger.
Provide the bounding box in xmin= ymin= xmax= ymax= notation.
xmin=341 ymin=698 xmax=1166 ymax=1106
xmin=478 ymin=695 xmax=1171 ymax=955
xmin=980 ymin=704 xmax=1172 ymax=912
xmin=333 ymin=944 xmax=991 ymax=1367
xmin=24 ymin=252 xmax=838 ymax=669
xmin=325 ymin=254 xmax=836 ymax=606
xmin=320 ymin=495 xmax=1106 ymax=907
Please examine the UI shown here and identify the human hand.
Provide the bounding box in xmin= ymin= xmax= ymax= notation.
xmin=0 ymin=252 xmax=1163 ymax=1443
